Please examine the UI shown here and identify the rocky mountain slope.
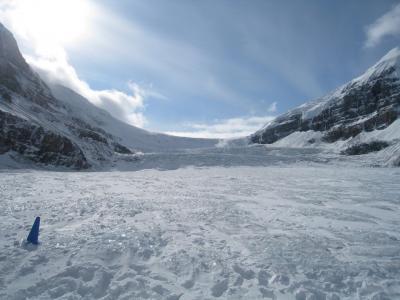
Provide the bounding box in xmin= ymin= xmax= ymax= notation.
xmin=250 ymin=48 xmax=400 ymax=165
xmin=0 ymin=23 xmax=216 ymax=169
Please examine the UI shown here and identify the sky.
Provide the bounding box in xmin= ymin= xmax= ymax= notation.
xmin=1 ymin=0 xmax=400 ymax=138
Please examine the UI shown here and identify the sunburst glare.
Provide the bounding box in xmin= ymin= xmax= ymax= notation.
xmin=7 ymin=0 xmax=91 ymax=53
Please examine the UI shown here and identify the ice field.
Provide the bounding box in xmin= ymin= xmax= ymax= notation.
xmin=0 ymin=148 xmax=400 ymax=299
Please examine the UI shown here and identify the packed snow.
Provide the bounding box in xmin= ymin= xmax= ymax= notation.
xmin=1 ymin=148 xmax=399 ymax=300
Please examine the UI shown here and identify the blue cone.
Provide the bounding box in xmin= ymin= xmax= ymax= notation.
xmin=27 ymin=217 xmax=40 ymax=245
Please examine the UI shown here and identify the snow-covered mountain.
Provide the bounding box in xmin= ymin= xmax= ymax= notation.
xmin=0 ymin=23 xmax=216 ymax=169
xmin=251 ymin=48 xmax=400 ymax=166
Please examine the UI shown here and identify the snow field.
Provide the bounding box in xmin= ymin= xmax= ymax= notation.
xmin=0 ymin=166 xmax=399 ymax=299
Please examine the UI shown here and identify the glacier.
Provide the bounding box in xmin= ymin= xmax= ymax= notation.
xmin=0 ymin=160 xmax=399 ymax=299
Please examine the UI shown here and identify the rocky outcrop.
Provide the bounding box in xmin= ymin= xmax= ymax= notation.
xmin=113 ymin=143 xmax=133 ymax=154
xmin=0 ymin=110 xmax=89 ymax=168
xmin=340 ymin=141 xmax=390 ymax=156
xmin=251 ymin=48 xmax=400 ymax=146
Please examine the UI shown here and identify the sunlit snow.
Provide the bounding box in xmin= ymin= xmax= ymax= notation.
xmin=1 ymin=149 xmax=399 ymax=299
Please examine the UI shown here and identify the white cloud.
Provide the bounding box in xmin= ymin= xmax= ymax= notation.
xmin=0 ymin=0 xmax=156 ymax=128
xmin=365 ymin=3 xmax=400 ymax=48
xmin=166 ymin=115 xmax=276 ymax=139
xmin=26 ymin=53 xmax=147 ymax=127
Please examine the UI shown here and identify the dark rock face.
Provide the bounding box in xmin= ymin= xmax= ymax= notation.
xmin=113 ymin=143 xmax=133 ymax=154
xmin=251 ymin=56 xmax=400 ymax=145
xmin=251 ymin=114 xmax=303 ymax=144
xmin=0 ymin=110 xmax=89 ymax=169
xmin=77 ymin=128 xmax=108 ymax=144
xmin=341 ymin=141 xmax=390 ymax=156
xmin=320 ymin=79 xmax=399 ymax=143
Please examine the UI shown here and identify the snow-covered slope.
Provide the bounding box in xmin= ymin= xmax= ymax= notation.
xmin=49 ymin=84 xmax=216 ymax=152
xmin=0 ymin=23 xmax=216 ymax=169
xmin=251 ymin=47 xmax=400 ymax=165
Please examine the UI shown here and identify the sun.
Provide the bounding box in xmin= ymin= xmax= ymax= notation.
xmin=9 ymin=0 xmax=91 ymax=47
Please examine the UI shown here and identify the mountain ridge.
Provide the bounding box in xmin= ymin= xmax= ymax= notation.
xmin=251 ymin=47 xmax=400 ymax=143
xmin=0 ymin=23 xmax=216 ymax=169
xmin=1 ymin=21 xmax=400 ymax=168
xmin=250 ymin=47 xmax=400 ymax=166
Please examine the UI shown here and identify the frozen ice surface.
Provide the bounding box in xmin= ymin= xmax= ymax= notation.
xmin=0 ymin=152 xmax=399 ymax=299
